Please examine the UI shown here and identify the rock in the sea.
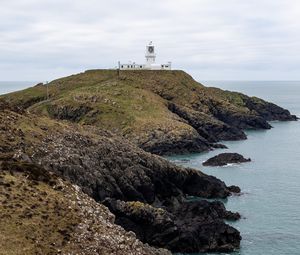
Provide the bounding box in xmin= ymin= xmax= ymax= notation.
xmin=228 ymin=185 xmax=242 ymax=193
xmin=203 ymin=153 xmax=251 ymax=166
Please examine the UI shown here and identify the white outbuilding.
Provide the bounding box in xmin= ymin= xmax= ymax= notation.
xmin=119 ymin=42 xmax=172 ymax=70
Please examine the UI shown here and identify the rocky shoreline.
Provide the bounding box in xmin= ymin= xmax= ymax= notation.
xmin=0 ymin=70 xmax=298 ymax=254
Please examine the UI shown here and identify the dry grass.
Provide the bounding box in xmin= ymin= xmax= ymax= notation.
xmin=0 ymin=163 xmax=80 ymax=255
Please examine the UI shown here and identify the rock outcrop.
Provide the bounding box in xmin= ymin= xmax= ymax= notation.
xmin=203 ymin=153 xmax=251 ymax=166
xmin=29 ymin=124 xmax=233 ymax=203
xmin=104 ymin=199 xmax=241 ymax=253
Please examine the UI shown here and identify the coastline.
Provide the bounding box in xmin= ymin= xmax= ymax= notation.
xmin=0 ymin=75 xmax=298 ymax=254
xmin=167 ymin=81 xmax=300 ymax=255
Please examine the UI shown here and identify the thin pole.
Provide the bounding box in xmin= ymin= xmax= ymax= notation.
xmin=46 ymin=81 xmax=49 ymax=100
xmin=118 ymin=61 xmax=120 ymax=78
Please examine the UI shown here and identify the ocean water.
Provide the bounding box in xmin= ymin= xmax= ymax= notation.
xmin=0 ymin=81 xmax=36 ymax=95
xmin=167 ymin=81 xmax=300 ymax=255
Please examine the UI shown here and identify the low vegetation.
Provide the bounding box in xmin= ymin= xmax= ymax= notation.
xmin=1 ymin=70 xmax=296 ymax=154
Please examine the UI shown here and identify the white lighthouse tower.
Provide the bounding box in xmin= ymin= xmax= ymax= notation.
xmin=119 ymin=42 xmax=171 ymax=70
xmin=145 ymin=41 xmax=156 ymax=67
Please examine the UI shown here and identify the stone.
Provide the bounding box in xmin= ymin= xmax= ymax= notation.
xmin=203 ymin=153 xmax=251 ymax=166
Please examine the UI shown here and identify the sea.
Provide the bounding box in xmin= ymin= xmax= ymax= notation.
xmin=167 ymin=81 xmax=300 ymax=255
xmin=0 ymin=81 xmax=40 ymax=95
xmin=1 ymin=81 xmax=300 ymax=255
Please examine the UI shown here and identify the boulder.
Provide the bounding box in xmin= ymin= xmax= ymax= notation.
xmin=203 ymin=153 xmax=251 ymax=166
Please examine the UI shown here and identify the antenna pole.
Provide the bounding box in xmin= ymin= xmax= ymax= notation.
xmin=118 ymin=61 xmax=120 ymax=78
xmin=46 ymin=81 xmax=49 ymax=100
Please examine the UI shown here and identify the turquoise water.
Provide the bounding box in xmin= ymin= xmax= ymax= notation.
xmin=168 ymin=81 xmax=300 ymax=255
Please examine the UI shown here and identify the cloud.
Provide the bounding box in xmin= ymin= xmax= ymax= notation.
xmin=0 ymin=0 xmax=300 ymax=82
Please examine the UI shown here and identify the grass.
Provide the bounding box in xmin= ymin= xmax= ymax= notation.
xmin=0 ymin=163 xmax=80 ymax=255
xmin=25 ymin=74 xmax=195 ymax=140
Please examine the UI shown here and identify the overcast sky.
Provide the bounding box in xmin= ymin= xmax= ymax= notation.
xmin=1 ymin=0 xmax=300 ymax=82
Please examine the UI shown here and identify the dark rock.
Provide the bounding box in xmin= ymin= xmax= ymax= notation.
xmin=242 ymin=96 xmax=298 ymax=121
xmin=212 ymin=108 xmax=272 ymax=130
xmin=104 ymin=199 xmax=241 ymax=253
xmin=168 ymin=102 xmax=248 ymax=142
xmin=32 ymin=131 xmax=234 ymax=204
xmin=228 ymin=185 xmax=241 ymax=194
xmin=203 ymin=153 xmax=251 ymax=166
xmin=140 ymin=132 xmax=211 ymax=156
xmin=47 ymin=104 xmax=93 ymax=122
xmin=211 ymin=143 xmax=228 ymax=149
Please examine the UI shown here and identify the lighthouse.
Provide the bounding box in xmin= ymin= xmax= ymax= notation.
xmin=145 ymin=41 xmax=156 ymax=67
xmin=119 ymin=42 xmax=172 ymax=70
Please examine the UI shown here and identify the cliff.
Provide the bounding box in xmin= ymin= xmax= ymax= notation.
xmin=1 ymin=70 xmax=297 ymax=155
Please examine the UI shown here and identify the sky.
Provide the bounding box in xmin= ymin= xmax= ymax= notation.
xmin=1 ymin=0 xmax=300 ymax=83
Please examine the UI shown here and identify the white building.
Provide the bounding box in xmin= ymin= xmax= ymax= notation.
xmin=119 ymin=42 xmax=171 ymax=70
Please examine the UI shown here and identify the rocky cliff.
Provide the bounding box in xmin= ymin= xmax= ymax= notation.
xmin=1 ymin=70 xmax=297 ymax=155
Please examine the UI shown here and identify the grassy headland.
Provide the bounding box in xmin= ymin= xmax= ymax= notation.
xmin=1 ymin=70 xmax=296 ymax=154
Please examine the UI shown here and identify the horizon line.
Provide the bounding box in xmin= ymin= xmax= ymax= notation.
xmin=1 ymin=79 xmax=300 ymax=83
